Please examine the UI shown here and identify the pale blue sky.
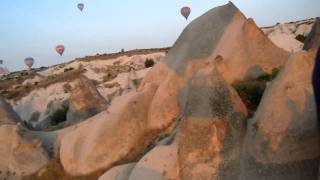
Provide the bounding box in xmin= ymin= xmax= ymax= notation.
xmin=0 ymin=0 xmax=319 ymax=71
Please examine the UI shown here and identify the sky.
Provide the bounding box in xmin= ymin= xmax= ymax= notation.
xmin=0 ymin=0 xmax=319 ymax=71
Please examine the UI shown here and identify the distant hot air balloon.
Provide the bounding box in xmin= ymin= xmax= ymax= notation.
xmin=77 ymin=3 xmax=84 ymax=12
xmin=56 ymin=45 xmax=65 ymax=56
xmin=24 ymin=57 xmax=34 ymax=69
xmin=181 ymin=6 xmax=191 ymax=20
xmin=0 ymin=60 xmax=3 ymax=65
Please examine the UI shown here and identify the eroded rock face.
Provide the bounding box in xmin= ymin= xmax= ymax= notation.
xmin=161 ymin=2 xmax=289 ymax=84
xmin=129 ymin=144 xmax=178 ymax=180
xmin=98 ymin=163 xmax=136 ymax=180
xmin=0 ymin=95 xmax=21 ymax=125
xmin=241 ymin=50 xmax=320 ymax=180
xmin=304 ymin=17 xmax=320 ymax=50
xmin=144 ymin=1 xmax=288 ymax=133
xmin=60 ymin=83 xmax=159 ymax=176
xmin=59 ymin=2 xmax=293 ymax=177
xmin=177 ymin=67 xmax=247 ymax=180
xmin=66 ymin=76 xmax=109 ymax=125
xmin=0 ymin=125 xmax=48 ymax=179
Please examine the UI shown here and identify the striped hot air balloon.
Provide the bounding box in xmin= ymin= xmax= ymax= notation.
xmin=181 ymin=6 xmax=191 ymax=20
xmin=24 ymin=57 xmax=34 ymax=69
xmin=56 ymin=45 xmax=65 ymax=56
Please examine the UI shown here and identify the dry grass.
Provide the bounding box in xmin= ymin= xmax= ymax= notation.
xmin=1 ymin=69 xmax=85 ymax=101
xmin=74 ymin=47 xmax=170 ymax=62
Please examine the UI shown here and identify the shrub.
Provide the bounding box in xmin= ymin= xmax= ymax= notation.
xmin=102 ymin=73 xmax=117 ymax=82
xmin=233 ymin=68 xmax=281 ymax=115
xmin=145 ymin=58 xmax=155 ymax=68
xmin=50 ymin=104 xmax=69 ymax=126
xmin=63 ymin=67 xmax=74 ymax=72
xmin=234 ymin=81 xmax=265 ymax=113
xmin=295 ymin=34 xmax=306 ymax=43
xmin=28 ymin=111 xmax=41 ymax=122
xmin=256 ymin=68 xmax=280 ymax=81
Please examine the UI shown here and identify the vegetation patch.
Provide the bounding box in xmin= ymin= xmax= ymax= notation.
xmin=295 ymin=34 xmax=307 ymax=43
xmin=256 ymin=68 xmax=280 ymax=81
xmin=233 ymin=68 xmax=280 ymax=115
xmin=145 ymin=58 xmax=155 ymax=68
xmin=50 ymin=104 xmax=69 ymax=126
xmin=1 ymin=68 xmax=85 ymax=101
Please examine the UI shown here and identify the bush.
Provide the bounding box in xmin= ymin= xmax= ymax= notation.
xmin=234 ymin=81 xmax=265 ymax=112
xmin=256 ymin=68 xmax=280 ymax=81
xmin=50 ymin=104 xmax=69 ymax=126
xmin=144 ymin=58 xmax=155 ymax=68
xmin=63 ymin=67 xmax=74 ymax=72
xmin=233 ymin=68 xmax=280 ymax=115
xmin=295 ymin=34 xmax=306 ymax=43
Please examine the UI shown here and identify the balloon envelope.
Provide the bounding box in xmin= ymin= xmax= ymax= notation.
xmin=24 ymin=57 xmax=34 ymax=68
xmin=181 ymin=6 xmax=191 ymax=20
xmin=0 ymin=60 xmax=3 ymax=64
xmin=56 ymin=45 xmax=65 ymax=56
xmin=77 ymin=3 xmax=84 ymax=11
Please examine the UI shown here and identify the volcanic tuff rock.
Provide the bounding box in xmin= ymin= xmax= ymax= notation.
xmin=60 ymin=2 xmax=253 ymax=176
xmin=159 ymin=2 xmax=289 ymax=84
xmin=0 ymin=95 xmax=21 ymax=125
xmin=65 ymin=75 xmax=109 ymax=125
xmin=262 ymin=18 xmax=315 ymax=53
xmin=241 ymin=50 xmax=320 ymax=180
xmin=128 ymin=144 xmax=178 ymax=180
xmin=177 ymin=66 xmax=247 ymax=180
xmin=98 ymin=163 xmax=136 ymax=180
xmin=0 ymin=125 xmax=49 ymax=179
xmin=304 ymin=17 xmax=320 ymax=50
xmin=60 ymin=82 xmax=159 ymax=175
xmin=0 ymin=2 xmax=318 ymax=180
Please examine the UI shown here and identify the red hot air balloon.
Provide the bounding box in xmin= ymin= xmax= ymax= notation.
xmin=24 ymin=57 xmax=34 ymax=69
xmin=77 ymin=3 xmax=84 ymax=12
xmin=181 ymin=6 xmax=191 ymax=20
xmin=56 ymin=45 xmax=65 ymax=56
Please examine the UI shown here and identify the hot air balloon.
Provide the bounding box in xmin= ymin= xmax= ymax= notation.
xmin=0 ymin=60 xmax=3 ymax=65
xmin=24 ymin=57 xmax=34 ymax=69
xmin=56 ymin=45 xmax=65 ymax=56
xmin=181 ymin=6 xmax=191 ymax=20
xmin=77 ymin=3 xmax=84 ymax=12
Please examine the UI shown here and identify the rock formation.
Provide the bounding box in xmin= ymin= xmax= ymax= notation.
xmin=0 ymin=2 xmax=318 ymax=180
xmin=241 ymin=50 xmax=319 ymax=180
xmin=0 ymin=95 xmax=21 ymax=125
xmin=129 ymin=144 xmax=178 ymax=180
xmin=304 ymin=17 xmax=320 ymax=50
xmin=66 ymin=76 xmax=109 ymax=125
xmin=60 ymin=82 xmax=159 ymax=175
xmin=177 ymin=67 xmax=247 ymax=180
xmin=59 ymin=2 xmax=288 ymax=177
xmin=98 ymin=163 xmax=136 ymax=180
xmin=0 ymin=125 xmax=49 ymax=179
